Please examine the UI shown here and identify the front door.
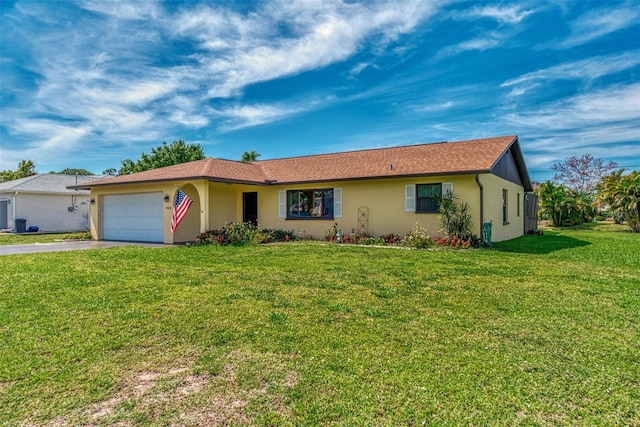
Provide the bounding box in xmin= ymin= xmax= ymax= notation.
xmin=243 ymin=192 xmax=258 ymax=225
xmin=0 ymin=200 xmax=7 ymax=230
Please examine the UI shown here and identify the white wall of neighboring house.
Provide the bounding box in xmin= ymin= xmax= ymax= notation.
xmin=0 ymin=192 xmax=91 ymax=232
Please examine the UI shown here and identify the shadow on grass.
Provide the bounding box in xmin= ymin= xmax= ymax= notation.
xmin=492 ymin=231 xmax=591 ymax=254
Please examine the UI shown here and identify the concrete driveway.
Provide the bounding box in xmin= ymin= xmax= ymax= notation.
xmin=0 ymin=240 xmax=170 ymax=255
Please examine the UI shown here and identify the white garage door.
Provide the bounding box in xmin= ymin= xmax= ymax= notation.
xmin=102 ymin=193 xmax=164 ymax=242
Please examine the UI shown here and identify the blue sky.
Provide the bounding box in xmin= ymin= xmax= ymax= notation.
xmin=1 ymin=0 xmax=639 ymax=181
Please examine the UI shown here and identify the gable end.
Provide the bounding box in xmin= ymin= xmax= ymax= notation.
xmin=491 ymin=149 xmax=523 ymax=186
xmin=489 ymin=138 xmax=532 ymax=191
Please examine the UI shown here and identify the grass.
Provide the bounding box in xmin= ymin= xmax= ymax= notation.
xmin=0 ymin=224 xmax=638 ymax=425
xmin=0 ymin=231 xmax=90 ymax=245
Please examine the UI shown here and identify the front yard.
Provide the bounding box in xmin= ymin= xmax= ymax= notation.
xmin=0 ymin=224 xmax=638 ymax=425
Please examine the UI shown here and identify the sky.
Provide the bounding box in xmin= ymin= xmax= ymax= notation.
xmin=1 ymin=0 xmax=639 ymax=182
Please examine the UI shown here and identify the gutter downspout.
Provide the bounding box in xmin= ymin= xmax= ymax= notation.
xmin=475 ymin=173 xmax=484 ymax=240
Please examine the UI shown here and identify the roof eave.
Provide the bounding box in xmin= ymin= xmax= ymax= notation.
xmin=68 ymin=175 xmax=269 ymax=190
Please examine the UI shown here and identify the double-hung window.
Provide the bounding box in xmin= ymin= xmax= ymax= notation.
xmin=406 ymin=182 xmax=453 ymax=213
xmin=416 ymin=184 xmax=442 ymax=213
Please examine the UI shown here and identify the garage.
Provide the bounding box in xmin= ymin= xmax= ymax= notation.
xmin=102 ymin=193 xmax=164 ymax=242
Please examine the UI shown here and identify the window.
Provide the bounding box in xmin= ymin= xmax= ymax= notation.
xmin=286 ymin=189 xmax=334 ymax=219
xmin=406 ymin=183 xmax=453 ymax=213
xmin=517 ymin=193 xmax=520 ymax=217
xmin=416 ymin=184 xmax=441 ymax=213
xmin=503 ymin=189 xmax=509 ymax=224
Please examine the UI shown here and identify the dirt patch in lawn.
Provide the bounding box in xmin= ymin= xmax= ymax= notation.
xmin=42 ymin=350 xmax=298 ymax=426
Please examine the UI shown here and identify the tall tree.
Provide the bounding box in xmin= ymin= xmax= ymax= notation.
xmin=240 ymin=150 xmax=261 ymax=162
xmin=0 ymin=160 xmax=37 ymax=182
xmin=535 ymin=181 xmax=595 ymax=227
xmin=50 ymin=168 xmax=94 ymax=175
xmin=102 ymin=168 xmax=117 ymax=176
xmin=552 ymin=154 xmax=617 ymax=193
xmin=118 ymin=140 xmax=205 ymax=175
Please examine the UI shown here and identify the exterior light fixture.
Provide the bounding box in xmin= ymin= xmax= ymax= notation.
xmin=164 ymin=194 xmax=171 ymax=202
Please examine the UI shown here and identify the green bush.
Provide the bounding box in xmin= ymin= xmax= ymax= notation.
xmin=438 ymin=192 xmax=473 ymax=240
xmin=402 ymin=224 xmax=434 ymax=249
xmin=195 ymin=222 xmax=269 ymax=245
xmin=264 ymin=228 xmax=296 ymax=242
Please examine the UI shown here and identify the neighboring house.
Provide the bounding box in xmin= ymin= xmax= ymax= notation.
xmin=72 ymin=135 xmax=534 ymax=244
xmin=0 ymin=174 xmax=104 ymax=233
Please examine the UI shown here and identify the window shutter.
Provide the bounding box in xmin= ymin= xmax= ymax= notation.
xmin=442 ymin=182 xmax=453 ymax=197
xmin=334 ymin=188 xmax=342 ymax=218
xmin=405 ymin=184 xmax=415 ymax=212
xmin=278 ymin=190 xmax=286 ymax=218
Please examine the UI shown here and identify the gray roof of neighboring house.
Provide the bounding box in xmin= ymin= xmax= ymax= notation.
xmin=0 ymin=174 xmax=105 ymax=195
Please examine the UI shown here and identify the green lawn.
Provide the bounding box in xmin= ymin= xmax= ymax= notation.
xmin=1 ymin=224 xmax=638 ymax=426
xmin=0 ymin=231 xmax=90 ymax=245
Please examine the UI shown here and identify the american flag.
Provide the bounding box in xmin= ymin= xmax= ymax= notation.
xmin=170 ymin=188 xmax=193 ymax=233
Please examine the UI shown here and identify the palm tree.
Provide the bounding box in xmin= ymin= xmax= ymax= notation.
xmin=596 ymin=170 xmax=640 ymax=232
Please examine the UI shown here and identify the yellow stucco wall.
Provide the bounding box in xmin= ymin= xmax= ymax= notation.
xmin=257 ymin=175 xmax=483 ymax=239
xmin=478 ymin=174 xmax=524 ymax=242
xmin=88 ymin=174 xmax=526 ymax=244
xmin=208 ymin=182 xmax=241 ymax=228
xmin=88 ymin=181 xmax=206 ymax=244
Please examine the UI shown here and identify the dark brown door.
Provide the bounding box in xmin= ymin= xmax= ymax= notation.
xmin=243 ymin=192 xmax=258 ymax=225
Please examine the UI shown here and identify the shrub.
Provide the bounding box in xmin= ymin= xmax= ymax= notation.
xmin=343 ymin=228 xmax=373 ymax=244
xmin=433 ymin=235 xmax=482 ymax=249
xmin=402 ymin=224 xmax=434 ymax=249
xmin=382 ymin=234 xmax=403 ymax=244
xmin=195 ymin=222 xmax=269 ymax=245
xmin=194 ymin=229 xmax=224 ymax=245
xmin=325 ymin=223 xmax=340 ymax=242
xmin=264 ymin=228 xmax=296 ymax=242
xmin=438 ymin=192 xmax=473 ymax=240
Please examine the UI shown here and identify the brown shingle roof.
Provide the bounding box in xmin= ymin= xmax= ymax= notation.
xmin=75 ymin=135 xmax=527 ymax=188
xmin=77 ymin=158 xmax=267 ymax=187
xmin=259 ymin=135 xmax=517 ymax=183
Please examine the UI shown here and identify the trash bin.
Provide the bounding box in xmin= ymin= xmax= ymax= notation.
xmin=482 ymin=222 xmax=492 ymax=245
xmin=15 ymin=219 xmax=27 ymax=233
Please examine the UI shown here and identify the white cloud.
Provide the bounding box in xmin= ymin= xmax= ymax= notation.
xmin=9 ymin=0 xmax=445 ymax=158
xmin=501 ymin=51 xmax=640 ymax=89
xmin=456 ymin=4 xmax=535 ymax=25
xmin=80 ymin=0 xmax=162 ymax=20
xmin=503 ymin=83 xmax=640 ymax=130
xmin=433 ymin=35 xmax=501 ymax=60
xmin=556 ymin=3 xmax=640 ymax=49
xmin=348 ymin=62 xmax=370 ymax=78
xmin=176 ymin=0 xmax=440 ymax=98
xmin=214 ymin=103 xmax=308 ymax=132
xmin=414 ymin=101 xmax=454 ymax=112
xmin=0 ymin=119 xmax=92 ymax=171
